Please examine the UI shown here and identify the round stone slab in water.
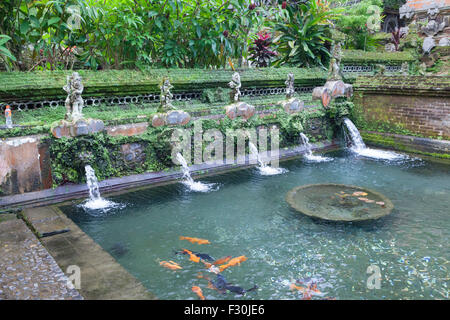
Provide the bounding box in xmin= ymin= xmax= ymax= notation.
xmin=286 ymin=184 xmax=394 ymax=221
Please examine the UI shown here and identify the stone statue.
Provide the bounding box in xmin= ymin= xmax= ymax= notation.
xmin=285 ymin=73 xmax=295 ymax=99
xmin=401 ymin=62 xmax=409 ymax=76
xmin=374 ymin=64 xmax=386 ymax=76
xmin=229 ymin=72 xmax=241 ymax=103
xmin=159 ymin=77 xmax=175 ymax=112
xmin=328 ymin=42 xmax=342 ymax=81
xmin=63 ymin=72 xmax=84 ymax=122
xmin=422 ymin=5 xmax=445 ymax=37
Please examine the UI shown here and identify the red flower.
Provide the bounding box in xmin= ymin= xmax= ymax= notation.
xmin=249 ymin=4 xmax=256 ymax=10
xmin=223 ymin=30 xmax=229 ymax=38
xmin=282 ymin=1 xmax=287 ymax=9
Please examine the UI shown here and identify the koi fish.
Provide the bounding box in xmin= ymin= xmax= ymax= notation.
xmin=192 ymin=286 xmax=205 ymax=300
xmin=182 ymin=249 xmax=201 ymax=263
xmin=290 ymin=282 xmax=322 ymax=295
xmin=290 ymin=283 xmax=308 ymax=293
xmin=159 ymin=260 xmax=182 ymax=270
xmin=213 ymin=256 xmax=232 ymax=265
xmin=353 ymin=191 xmax=368 ymax=196
xmin=376 ymin=201 xmax=385 ymax=206
xmin=211 ymin=274 xmax=257 ymax=295
xmin=218 ymin=255 xmax=247 ymax=272
xmin=175 ymin=249 xmax=215 ymax=262
xmin=179 ymin=236 xmax=211 ymax=245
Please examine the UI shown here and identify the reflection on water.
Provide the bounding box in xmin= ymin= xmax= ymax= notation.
xmin=61 ymin=150 xmax=450 ymax=300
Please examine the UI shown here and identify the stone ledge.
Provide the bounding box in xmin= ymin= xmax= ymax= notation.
xmin=0 ymin=141 xmax=340 ymax=210
xmin=362 ymin=131 xmax=450 ymax=158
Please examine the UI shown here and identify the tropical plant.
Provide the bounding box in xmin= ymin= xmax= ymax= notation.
xmin=272 ymin=0 xmax=339 ymax=67
xmin=0 ymin=35 xmax=16 ymax=69
xmin=334 ymin=0 xmax=384 ymax=51
xmin=248 ymin=31 xmax=278 ymax=67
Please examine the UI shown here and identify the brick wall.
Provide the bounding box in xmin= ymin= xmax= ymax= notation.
xmin=354 ymin=93 xmax=450 ymax=139
xmin=403 ymin=0 xmax=450 ymax=11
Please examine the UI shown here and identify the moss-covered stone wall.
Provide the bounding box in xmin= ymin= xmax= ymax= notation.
xmin=353 ymin=75 xmax=450 ymax=140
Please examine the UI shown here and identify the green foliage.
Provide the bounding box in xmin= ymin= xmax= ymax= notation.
xmin=272 ymin=1 xmax=338 ymax=68
xmin=0 ymin=35 xmax=16 ymax=69
xmin=201 ymin=87 xmax=231 ymax=103
xmin=335 ymin=0 xmax=384 ymax=51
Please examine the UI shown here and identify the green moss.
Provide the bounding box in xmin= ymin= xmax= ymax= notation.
xmin=342 ymin=49 xmax=415 ymax=65
xmin=361 ymin=132 xmax=450 ymax=159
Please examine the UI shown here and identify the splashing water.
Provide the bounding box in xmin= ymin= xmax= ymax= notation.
xmin=342 ymin=118 xmax=406 ymax=161
xmin=176 ymin=153 xmax=217 ymax=192
xmin=249 ymin=142 xmax=287 ymax=175
xmin=299 ymin=133 xmax=333 ymax=162
xmin=81 ymin=165 xmax=121 ymax=212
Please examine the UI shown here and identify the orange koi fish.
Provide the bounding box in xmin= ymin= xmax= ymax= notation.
xmin=159 ymin=260 xmax=182 ymax=270
xmin=289 ymin=283 xmax=308 ymax=293
xmin=182 ymin=249 xmax=201 ymax=263
xmin=218 ymin=255 xmax=248 ymax=272
xmin=179 ymin=236 xmax=211 ymax=245
xmin=213 ymin=256 xmax=232 ymax=265
xmin=192 ymin=286 xmax=205 ymax=300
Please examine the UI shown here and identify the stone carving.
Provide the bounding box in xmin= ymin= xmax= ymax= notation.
xmin=421 ymin=5 xmax=445 ymax=37
xmin=224 ymin=72 xmax=255 ymax=120
xmin=401 ymin=62 xmax=409 ymax=76
xmin=399 ymin=4 xmax=414 ymax=20
xmin=152 ymin=110 xmax=191 ymax=127
xmin=281 ymin=72 xmax=304 ymax=114
xmin=228 ymin=72 xmax=242 ymax=103
xmin=285 ymin=73 xmax=295 ymax=99
xmin=159 ymin=77 xmax=175 ymax=112
xmin=328 ymin=42 xmax=343 ymax=81
xmin=374 ymin=64 xmax=386 ymax=76
xmin=52 ymin=72 xmax=105 ymax=138
xmin=63 ymin=72 xmax=84 ymax=122
xmin=312 ymin=79 xmax=353 ymax=109
xmin=422 ymin=36 xmax=436 ymax=54
xmin=385 ymin=43 xmax=396 ymax=52
xmin=438 ymin=37 xmax=449 ymax=47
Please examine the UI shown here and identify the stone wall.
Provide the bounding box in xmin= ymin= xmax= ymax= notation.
xmin=353 ymin=76 xmax=450 ymax=139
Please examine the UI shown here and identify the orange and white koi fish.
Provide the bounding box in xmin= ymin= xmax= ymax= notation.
xmin=353 ymin=191 xmax=368 ymax=196
xmin=182 ymin=249 xmax=201 ymax=263
xmin=218 ymin=255 xmax=248 ymax=272
xmin=159 ymin=260 xmax=182 ymax=270
xmin=192 ymin=286 xmax=205 ymax=300
xmin=179 ymin=236 xmax=211 ymax=245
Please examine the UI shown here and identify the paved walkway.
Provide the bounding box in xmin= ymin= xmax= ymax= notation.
xmin=0 ymin=216 xmax=82 ymax=300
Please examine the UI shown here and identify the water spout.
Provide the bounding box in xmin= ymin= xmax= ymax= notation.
xmin=342 ymin=118 xmax=406 ymax=160
xmin=299 ymin=133 xmax=333 ymax=162
xmin=82 ymin=165 xmax=120 ymax=211
xmin=176 ymin=153 xmax=217 ymax=192
xmin=249 ymin=142 xmax=286 ymax=175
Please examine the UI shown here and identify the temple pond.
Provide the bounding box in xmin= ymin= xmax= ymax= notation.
xmin=60 ymin=150 xmax=449 ymax=300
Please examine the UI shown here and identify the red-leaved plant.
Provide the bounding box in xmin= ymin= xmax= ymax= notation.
xmin=249 ymin=32 xmax=277 ymax=67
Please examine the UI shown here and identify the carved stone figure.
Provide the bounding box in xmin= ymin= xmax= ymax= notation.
xmin=374 ymin=64 xmax=386 ymax=76
xmin=285 ymin=73 xmax=295 ymax=99
xmin=228 ymin=72 xmax=242 ymax=103
xmin=328 ymin=42 xmax=343 ymax=81
xmin=422 ymin=5 xmax=446 ymax=36
xmin=159 ymin=77 xmax=175 ymax=112
xmin=63 ymin=72 xmax=84 ymax=122
xmin=401 ymin=62 xmax=409 ymax=76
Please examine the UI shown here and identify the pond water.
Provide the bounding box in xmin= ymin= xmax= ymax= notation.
xmin=60 ymin=150 xmax=450 ymax=300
